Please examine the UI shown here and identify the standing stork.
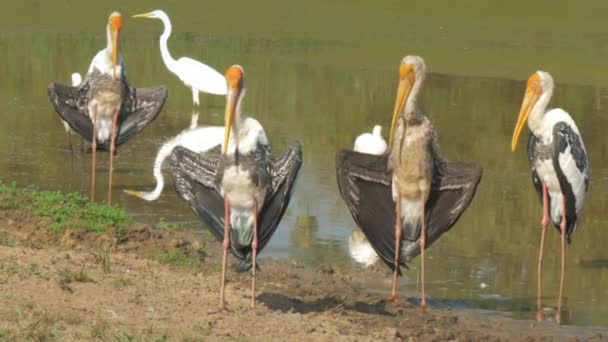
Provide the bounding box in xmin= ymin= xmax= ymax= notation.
xmin=511 ymin=71 xmax=589 ymax=325
xmin=170 ymin=65 xmax=302 ymax=311
xmin=48 ymin=11 xmax=168 ymax=204
xmin=132 ymin=10 xmax=227 ymax=128
xmin=336 ymin=55 xmax=482 ymax=307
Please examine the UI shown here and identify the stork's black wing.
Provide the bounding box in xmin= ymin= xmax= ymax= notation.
xmin=170 ymin=143 xmax=303 ymax=271
xmin=336 ymin=150 xmax=482 ymax=273
xmin=527 ymin=133 xmax=544 ymax=205
xmin=48 ymin=81 xmax=167 ymax=151
xmin=552 ymin=122 xmax=589 ymax=240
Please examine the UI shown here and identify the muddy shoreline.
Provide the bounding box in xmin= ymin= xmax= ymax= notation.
xmin=0 ymin=209 xmax=606 ymax=341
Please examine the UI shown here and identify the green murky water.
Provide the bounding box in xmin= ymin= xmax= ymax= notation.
xmin=1 ymin=0 xmax=607 ymax=327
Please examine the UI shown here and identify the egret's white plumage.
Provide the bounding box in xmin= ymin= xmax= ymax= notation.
xmin=124 ymin=126 xmax=224 ymax=201
xmin=132 ymin=10 xmax=227 ymax=100
xmin=71 ymin=73 xmax=82 ymax=87
xmin=348 ymin=229 xmax=379 ymax=267
xmin=353 ymin=125 xmax=387 ymax=155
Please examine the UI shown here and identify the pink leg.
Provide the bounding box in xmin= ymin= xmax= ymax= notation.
xmin=108 ymin=108 xmax=119 ymax=205
xmin=420 ymin=193 xmax=428 ymax=309
xmin=537 ymin=184 xmax=549 ymax=322
xmin=556 ymin=196 xmax=567 ymax=325
xmin=91 ymin=105 xmax=97 ymax=201
xmin=387 ymin=191 xmax=402 ymax=302
xmin=219 ymin=197 xmax=230 ymax=311
xmin=251 ymin=199 xmax=259 ymax=308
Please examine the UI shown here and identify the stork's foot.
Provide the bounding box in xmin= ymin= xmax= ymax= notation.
xmin=556 ymin=311 xmax=562 ymax=326
xmin=208 ymin=304 xmax=231 ymax=315
xmin=419 ymin=299 xmax=429 ymax=309
xmin=385 ymin=294 xmax=400 ymax=303
xmin=536 ymin=311 xmax=543 ymax=322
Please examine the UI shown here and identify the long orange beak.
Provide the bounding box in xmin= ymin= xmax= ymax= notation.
xmin=223 ymin=66 xmax=244 ymax=154
xmin=511 ymin=85 xmax=540 ymax=152
xmin=388 ymin=64 xmax=415 ymax=146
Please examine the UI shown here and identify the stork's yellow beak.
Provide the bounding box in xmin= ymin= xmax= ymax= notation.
xmin=223 ymin=66 xmax=244 ymax=154
xmin=511 ymin=73 xmax=541 ymax=152
xmin=388 ymin=64 xmax=415 ymax=146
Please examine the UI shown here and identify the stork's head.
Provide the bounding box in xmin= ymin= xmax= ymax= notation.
xmin=108 ymin=11 xmax=123 ymax=80
xmin=511 ymin=71 xmax=554 ymax=152
xmin=223 ymin=65 xmax=246 ymax=153
xmin=388 ymin=55 xmax=426 ymax=146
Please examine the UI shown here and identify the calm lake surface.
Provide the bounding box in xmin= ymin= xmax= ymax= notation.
xmin=1 ymin=0 xmax=607 ymax=327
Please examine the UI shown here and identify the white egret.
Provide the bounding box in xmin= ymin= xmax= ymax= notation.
xmin=132 ymin=9 xmax=227 ymax=127
xmin=124 ymin=125 xmax=225 ymax=201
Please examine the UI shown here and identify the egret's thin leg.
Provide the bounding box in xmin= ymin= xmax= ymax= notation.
xmin=191 ymin=108 xmax=199 ymax=129
xmin=537 ymin=184 xmax=549 ymax=322
xmin=68 ymin=132 xmax=74 ymax=154
xmin=191 ymin=88 xmax=199 ymax=128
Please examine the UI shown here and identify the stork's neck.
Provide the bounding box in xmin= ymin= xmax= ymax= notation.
xmin=158 ymin=14 xmax=177 ymax=72
xmin=105 ymin=25 xmax=114 ymax=58
xmin=227 ymin=89 xmax=247 ymax=155
xmin=404 ymin=74 xmax=424 ymax=118
xmin=527 ymin=89 xmax=553 ymax=136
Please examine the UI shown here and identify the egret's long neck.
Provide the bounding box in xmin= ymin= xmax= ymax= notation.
xmin=528 ymin=89 xmax=552 ymax=135
xmin=404 ymin=73 xmax=424 ymax=117
xmin=158 ymin=14 xmax=177 ymax=72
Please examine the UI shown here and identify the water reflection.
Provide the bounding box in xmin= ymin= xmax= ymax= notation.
xmin=1 ymin=29 xmax=607 ymax=326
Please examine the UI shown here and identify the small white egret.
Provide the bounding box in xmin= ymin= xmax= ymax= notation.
xmin=354 ymin=125 xmax=387 ymax=155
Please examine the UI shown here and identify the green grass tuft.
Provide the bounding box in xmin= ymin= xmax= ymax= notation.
xmin=152 ymin=250 xmax=200 ymax=268
xmin=0 ymin=231 xmax=16 ymax=247
xmin=100 ymin=247 xmax=111 ymax=274
xmin=0 ymin=180 xmax=131 ymax=235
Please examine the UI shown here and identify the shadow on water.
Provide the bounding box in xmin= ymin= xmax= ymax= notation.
xmin=258 ymin=292 xmax=394 ymax=316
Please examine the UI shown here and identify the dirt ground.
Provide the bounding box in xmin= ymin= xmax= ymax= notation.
xmin=0 ymin=210 xmax=606 ymax=341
